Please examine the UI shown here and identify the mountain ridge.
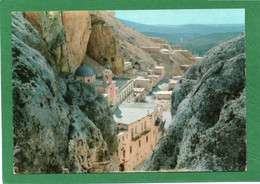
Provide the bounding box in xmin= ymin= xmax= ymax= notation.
xmin=116 ymin=18 xmax=245 ymax=35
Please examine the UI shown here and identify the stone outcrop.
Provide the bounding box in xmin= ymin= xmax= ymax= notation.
xmin=145 ymin=34 xmax=246 ymax=171
xmin=24 ymin=11 xmax=91 ymax=72
xmin=87 ymin=11 xmax=124 ymax=75
xmin=12 ymin=12 xmax=118 ymax=174
xmin=61 ymin=11 xmax=92 ymax=72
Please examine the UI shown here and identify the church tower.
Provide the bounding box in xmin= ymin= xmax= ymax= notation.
xmin=103 ymin=64 xmax=112 ymax=84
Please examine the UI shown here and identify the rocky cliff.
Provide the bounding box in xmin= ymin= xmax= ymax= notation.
xmin=24 ymin=11 xmax=91 ymax=73
xmin=12 ymin=12 xmax=118 ymax=174
xmin=23 ymin=10 xmax=193 ymax=77
xmin=145 ymin=34 xmax=246 ymax=171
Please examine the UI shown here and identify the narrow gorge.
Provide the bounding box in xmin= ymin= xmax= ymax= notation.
xmin=12 ymin=10 xmax=246 ymax=173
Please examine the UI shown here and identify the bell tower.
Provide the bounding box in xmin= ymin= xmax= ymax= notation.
xmin=103 ymin=64 xmax=112 ymax=84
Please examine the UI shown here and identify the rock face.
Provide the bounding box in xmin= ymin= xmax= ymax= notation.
xmin=24 ymin=11 xmax=91 ymax=72
xmin=61 ymin=11 xmax=92 ymax=72
xmin=145 ymin=34 xmax=246 ymax=171
xmin=86 ymin=12 xmax=123 ymax=75
xmin=12 ymin=12 xmax=118 ymax=174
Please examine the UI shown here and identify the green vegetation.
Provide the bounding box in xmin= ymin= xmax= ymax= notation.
xmin=179 ymin=32 xmax=242 ymax=56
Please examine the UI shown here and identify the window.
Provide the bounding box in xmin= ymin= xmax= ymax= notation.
xmin=139 ymin=140 xmax=141 ymax=147
xmin=131 ymin=128 xmax=133 ymax=138
xmin=146 ymin=136 xmax=148 ymax=143
xmin=126 ymin=134 xmax=128 ymax=139
xmin=122 ymin=136 xmax=124 ymax=141
xmin=135 ymin=126 xmax=137 ymax=135
xmin=88 ymin=79 xmax=90 ymax=83
xmin=130 ymin=146 xmax=132 ymax=154
xmin=144 ymin=121 xmax=147 ymax=130
xmin=123 ymin=150 xmax=125 ymax=158
xmin=141 ymin=123 xmax=143 ymax=131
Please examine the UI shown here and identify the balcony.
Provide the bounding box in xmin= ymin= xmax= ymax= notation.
xmin=131 ymin=129 xmax=151 ymax=141
xmin=131 ymin=135 xmax=141 ymax=141
xmin=141 ymin=129 xmax=150 ymax=136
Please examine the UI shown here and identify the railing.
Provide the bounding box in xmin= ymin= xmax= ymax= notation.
xmin=141 ymin=129 xmax=150 ymax=136
xmin=118 ymin=91 xmax=134 ymax=104
xmin=131 ymin=135 xmax=141 ymax=141
xmin=131 ymin=129 xmax=151 ymax=141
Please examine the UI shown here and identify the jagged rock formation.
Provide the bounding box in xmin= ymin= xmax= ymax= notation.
xmin=145 ymin=34 xmax=246 ymax=171
xmin=24 ymin=11 xmax=91 ymax=72
xmin=12 ymin=12 xmax=118 ymax=174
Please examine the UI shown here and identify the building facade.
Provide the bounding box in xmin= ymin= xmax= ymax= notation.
xmin=154 ymin=66 xmax=165 ymax=81
xmin=114 ymin=103 xmax=165 ymax=171
xmin=134 ymin=78 xmax=153 ymax=92
xmin=116 ymin=79 xmax=135 ymax=105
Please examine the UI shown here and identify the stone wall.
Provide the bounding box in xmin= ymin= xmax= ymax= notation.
xmin=149 ymin=37 xmax=168 ymax=44
xmin=141 ymin=46 xmax=161 ymax=54
xmin=170 ymin=45 xmax=182 ymax=50
xmin=134 ymin=78 xmax=152 ymax=92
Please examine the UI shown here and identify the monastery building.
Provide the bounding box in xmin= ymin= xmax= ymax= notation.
xmin=114 ymin=102 xmax=165 ymax=171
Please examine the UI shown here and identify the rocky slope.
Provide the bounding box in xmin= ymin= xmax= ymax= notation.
xmin=86 ymin=11 xmax=159 ymax=75
xmin=89 ymin=11 xmax=194 ymax=77
xmin=145 ymin=34 xmax=246 ymax=171
xmin=12 ymin=12 xmax=118 ymax=174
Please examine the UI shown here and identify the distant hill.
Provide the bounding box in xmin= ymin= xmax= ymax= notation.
xmin=142 ymin=32 xmax=201 ymax=45
xmin=117 ymin=18 xmax=244 ymax=56
xmin=180 ymin=32 xmax=243 ymax=56
xmin=144 ymin=32 xmax=242 ymax=56
xmin=117 ymin=18 xmax=245 ymax=35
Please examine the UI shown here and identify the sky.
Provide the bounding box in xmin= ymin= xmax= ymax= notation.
xmin=114 ymin=9 xmax=245 ymax=25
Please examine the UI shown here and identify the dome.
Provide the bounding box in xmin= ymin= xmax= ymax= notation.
xmin=104 ymin=63 xmax=111 ymax=69
xmin=74 ymin=65 xmax=95 ymax=77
